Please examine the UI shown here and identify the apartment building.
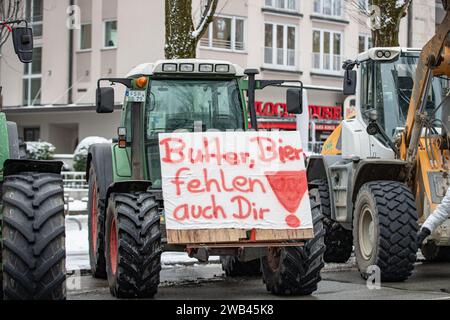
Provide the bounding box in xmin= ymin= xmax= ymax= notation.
xmin=0 ymin=0 xmax=437 ymax=153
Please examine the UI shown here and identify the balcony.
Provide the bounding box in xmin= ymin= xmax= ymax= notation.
xmin=199 ymin=38 xmax=246 ymax=52
xmin=312 ymin=53 xmax=343 ymax=75
xmin=263 ymin=47 xmax=299 ymax=72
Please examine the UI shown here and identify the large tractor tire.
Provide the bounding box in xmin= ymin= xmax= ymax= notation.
xmin=353 ymin=181 xmax=418 ymax=282
xmin=221 ymin=256 xmax=261 ymax=277
xmin=310 ymin=180 xmax=353 ymax=263
xmin=87 ymin=165 xmax=107 ymax=279
xmin=421 ymin=241 xmax=450 ymax=262
xmin=2 ymin=172 xmax=66 ymax=300
xmin=261 ymin=196 xmax=325 ymax=296
xmin=105 ymin=193 xmax=162 ymax=299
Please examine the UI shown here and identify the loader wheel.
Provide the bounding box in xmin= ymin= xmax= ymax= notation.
xmin=105 ymin=193 xmax=162 ymax=299
xmin=261 ymin=196 xmax=325 ymax=296
xmin=354 ymin=181 xmax=418 ymax=282
xmin=421 ymin=241 xmax=450 ymax=262
xmin=310 ymin=180 xmax=353 ymax=263
xmin=2 ymin=173 xmax=66 ymax=300
xmin=221 ymin=256 xmax=261 ymax=277
xmin=87 ymin=166 xmax=107 ymax=278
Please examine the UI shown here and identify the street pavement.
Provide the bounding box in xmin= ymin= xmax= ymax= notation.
xmin=65 ymin=215 xmax=450 ymax=300
xmin=67 ymin=261 xmax=450 ymax=300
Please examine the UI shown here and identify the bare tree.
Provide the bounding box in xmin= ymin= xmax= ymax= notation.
xmin=370 ymin=0 xmax=412 ymax=47
xmin=165 ymin=0 xmax=219 ymax=59
xmin=0 ymin=0 xmax=22 ymax=50
xmin=345 ymin=0 xmax=412 ymax=47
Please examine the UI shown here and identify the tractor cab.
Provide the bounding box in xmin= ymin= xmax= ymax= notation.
xmin=96 ymin=59 xmax=304 ymax=188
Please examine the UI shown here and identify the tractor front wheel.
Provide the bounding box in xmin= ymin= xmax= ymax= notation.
xmin=2 ymin=172 xmax=66 ymax=300
xmin=353 ymin=181 xmax=418 ymax=282
xmin=261 ymin=196 xmax=325 ymax=296
xmin=105 ymin=193 xmax=162 ymax=299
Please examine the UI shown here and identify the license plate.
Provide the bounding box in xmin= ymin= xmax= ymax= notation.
xmin=126 ymin=90 xmax=146 ymax=102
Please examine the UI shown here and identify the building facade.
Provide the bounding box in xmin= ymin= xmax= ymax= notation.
xmin=0 ymin=0 xmax=437 ymax=153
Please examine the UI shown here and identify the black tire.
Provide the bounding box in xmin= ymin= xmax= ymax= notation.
xmin=105 ymin=193 xmax=162 ymax=299
xmin=310 ymin=180 xmax=353 ymax=263
xmin=221 ymin=256 xmax=261 ymax=277
xmin=87 ymin=166 xmax=107 ymax=279
xmin=353 ymin=181 xmax=418 ymax=282
xmin=261 ymin=196 xmax=325 ymax=296
xmin=2 ymin=172 xmax=66 ymax=300
xmin=421 ymin=241 xmax=450 ymax=262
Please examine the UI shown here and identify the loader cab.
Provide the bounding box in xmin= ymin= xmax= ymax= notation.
xmin=340 ymin=48 xmax=443 ymax=159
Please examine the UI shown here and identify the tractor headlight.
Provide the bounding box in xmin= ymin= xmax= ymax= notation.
xmin=162 ymin=63 xmax=177 ymax=72
xmin=215 ymin=64 xmax=230 ymax=73
xmin=180 ymin=63 xmax=194 ymax=72
xmin=199 ymin=64 xmax=214 ymax=72
xmin=376 ymin=50 xmax=384 ymax=58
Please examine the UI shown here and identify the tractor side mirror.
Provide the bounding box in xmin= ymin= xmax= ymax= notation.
xmin=12 ymin=27 xmax=34 ymax=63
xmin=343 ymin=70 xmax=357 ymax=95
xmin=96 ymin=87 xmax=115 ymax=113
xmin=286 ymin=88 xmax=303 ymax=115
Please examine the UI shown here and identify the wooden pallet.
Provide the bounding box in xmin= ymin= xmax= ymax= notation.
xmin=167 ymin=228 xmax=314 ymax=245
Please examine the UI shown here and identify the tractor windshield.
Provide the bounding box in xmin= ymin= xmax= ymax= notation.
xmin=145 ymin=79 xmax=245 ymax=188
xmin=360 ymin=53 xmax=443 ymax=141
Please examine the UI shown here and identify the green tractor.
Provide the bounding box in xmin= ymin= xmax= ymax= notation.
xmin=0 ymin=21 xmax=66 ymax=300
xmin=88 ymin=60 xmax=326 ymax=298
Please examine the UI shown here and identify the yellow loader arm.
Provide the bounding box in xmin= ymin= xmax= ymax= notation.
xmin=404 ymin=3 xmax=450 ymax=163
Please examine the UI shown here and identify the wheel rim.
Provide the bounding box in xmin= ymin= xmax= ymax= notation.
xmin=267 ymin=247 xmax=281 ymax=272
xmin=110 ymin=217 xmax=118 ymax=276
xmin=91 ymin=182 xmax=98 ymax=253
xmin=359 ymin=205 xmax=376 ymax=260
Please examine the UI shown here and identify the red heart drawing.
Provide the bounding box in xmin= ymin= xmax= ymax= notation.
xmin=265 ymin=171 xmax=308 ymax=228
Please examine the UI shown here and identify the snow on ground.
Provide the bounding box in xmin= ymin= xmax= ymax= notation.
xmin=65 ymin=215 xmax=219 ymax=271
xmin=66 ymin=200 xmax=88 ymax=213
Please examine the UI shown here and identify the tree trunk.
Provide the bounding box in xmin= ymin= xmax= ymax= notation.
xmin=165 ymin=0 xmax=218 ymax=59
xmin=371 ymin=0 xmax=411 ymax=47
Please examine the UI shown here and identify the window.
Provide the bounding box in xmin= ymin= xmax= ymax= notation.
xmin=312 ymin=29 xmax=342 ymax=72
xmin=358 ymin=34 xmax=372 ymax=53
xmin=25 ymin=0 xmax=43 ymax=37
xmin=200 ymin=16 xmax=246 ymax=51
xmin=80 ymin=24 xmax=92 ymax=50
xmin=145 ymin=79 xmax=244 ymax=189
xmin=23 ymin=127 xmax=40 ymax=142
xmin=265 ymin=0 xmax=299 ymax=12
xmin=104 ymin=20 xmax=118 ymax=48
xmin=358 ymin=0 xmax=369 ymax=11
xmin=23 ymin=47 xmax=42 ymax=106
xmin=313 ymin=0 xmax=343 ymax=17
xmin=264 ymin=23 xmax=297 ymax=68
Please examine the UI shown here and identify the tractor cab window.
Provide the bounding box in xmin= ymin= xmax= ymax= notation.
xmin=362 ymin=53 xmax=442 ymax=143
xmin=145 ymin=79 xmax=245 ymax=188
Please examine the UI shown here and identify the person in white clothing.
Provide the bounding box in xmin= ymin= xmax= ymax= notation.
xmin=417 ymin=187 xmax=450 ymax=246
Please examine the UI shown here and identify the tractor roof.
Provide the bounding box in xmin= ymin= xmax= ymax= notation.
xmin=126 ymin=59 xmax=245 ymax=78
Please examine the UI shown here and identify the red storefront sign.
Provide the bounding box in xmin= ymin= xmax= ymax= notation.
xmin=255 ymin=101 xmax=342 ymax=131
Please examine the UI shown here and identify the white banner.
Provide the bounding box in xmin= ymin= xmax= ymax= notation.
xmin=159 ymin=131 xmax=312 ymax=231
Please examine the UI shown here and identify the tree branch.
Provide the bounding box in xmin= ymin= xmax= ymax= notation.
xmin=192 ymin=0 xmax=218 ymax=41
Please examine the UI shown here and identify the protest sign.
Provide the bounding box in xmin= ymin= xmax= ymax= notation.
xmin=159 ymin=131 xmax=313 ymax=244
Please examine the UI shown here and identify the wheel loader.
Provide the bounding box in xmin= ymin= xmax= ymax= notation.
xmin=307 ymin=1 xmax=450 ymax=282
xmin=87 ymin=60 xmax=326 ymax=298
xmin=0 ymin=21 xmax=66 ymax=300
